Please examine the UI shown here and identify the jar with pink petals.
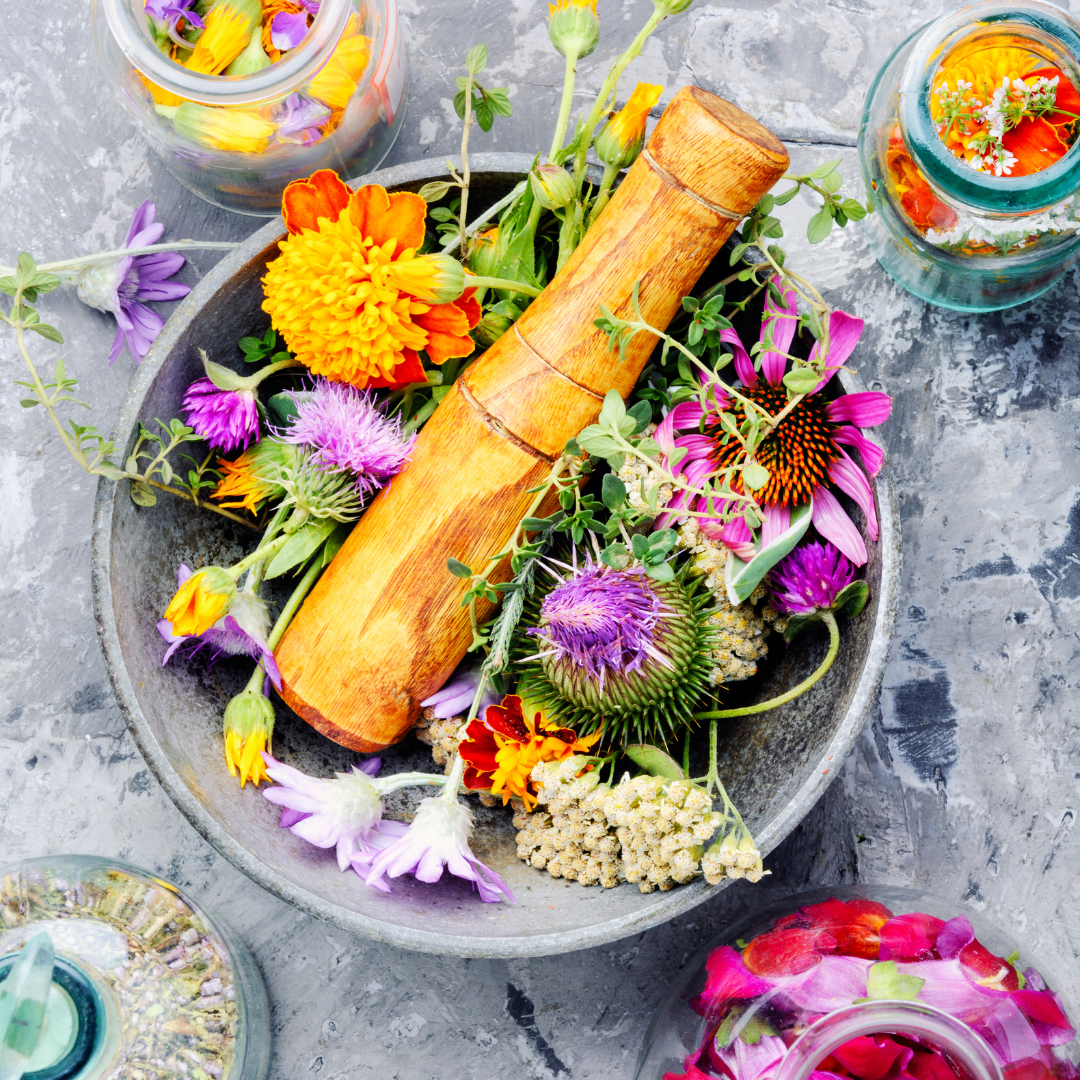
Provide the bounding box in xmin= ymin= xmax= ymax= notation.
xmin=635 ymin=887 xmax=1080 ymax=1080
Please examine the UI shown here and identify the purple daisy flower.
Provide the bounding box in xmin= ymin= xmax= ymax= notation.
xmin=158 ymin=566 xmax=281 ymax=687
xmin=420 ymin=663 xmax=501 ymax=719
xmin=527 ymin=556 xmax=673 ymax=689
xmin=183 ymin=377 xmax=260 ymax=452
xmin=281 ymin=378 xmax=417 ymax=498
xmin=360 ymin=796 xmax=515 ymax=903
xmin=770 ymin=541 xmax=856 ymax=614
xmin=75 ymin=200 xmax=191 ymax=364
xmin=273 ymin=93 xmax=332 ymax=146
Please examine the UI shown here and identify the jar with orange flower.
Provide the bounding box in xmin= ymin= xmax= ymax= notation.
xmin=92 ymin=0 xmax=407 ymax=215
xmin=859 ymin=0 xmax=1080 ymax=311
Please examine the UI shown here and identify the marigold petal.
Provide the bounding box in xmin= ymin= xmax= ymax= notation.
xmin=463 ymin=766 xmax=493 ymax=790
xmin=414 ymin=301 xmax=476 ymax=365
xmin=282 ymin=169 xmax=352 ymax=234
xmin=455 ymin=287 xmax=482 ymax=330
xmin=362 ymin=349 xmax=428 ymax=390
xmin=1001 ymin=116 xmax=1069 ymax=176
xmin=349 ymin=186 xmax=427 ymax=251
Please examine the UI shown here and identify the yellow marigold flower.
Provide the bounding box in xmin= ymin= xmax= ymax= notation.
xmin=186 ymin=0 xmax=262 ymax=75
xmin=163 ymin=566 xmax=236 ymax=638
xmin=263 ymin=172 xmax=481 ymax=388
xmin=548 ymin=0 xmax=599 ymax=59
xmin=308 ymin=34 xmax=372 ymax=110
xmin=156 ymin=102 xmax=276 ymax=154
xmin=595 ymin=82 xmax=663 ymax=169
xmin=223 ymin=683 xmax=275 ymax=788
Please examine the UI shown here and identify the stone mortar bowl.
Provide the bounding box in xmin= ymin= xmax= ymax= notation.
xmin=92 ymin=152 xmax=902 ymax=958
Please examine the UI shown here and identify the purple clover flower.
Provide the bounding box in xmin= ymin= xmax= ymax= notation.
xmin=183 ymin=377 xmax=260 ymax=452
xmin=281 ymin=378 xmax=416 ymax=498
xmin=75 ymin=200 xmax=191 ymax=363
xmin=360 ymin=796 xmax=515 ymax=903
xmin=273 ymin=93 xmax=332 ymax=146
xmin=158 ymin=566 xmax=281 ymax=687
xmin=770 ymin=541 xmax=856 ymax=614
xmin=528 ymin=557 xmax=671 ymax=689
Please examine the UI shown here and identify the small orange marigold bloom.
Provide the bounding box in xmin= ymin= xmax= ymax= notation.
xmin=163 ymin=567 xmax=236 ymax=637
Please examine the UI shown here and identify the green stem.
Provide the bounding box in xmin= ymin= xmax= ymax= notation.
xmin=458 ymin=70 xmax=475 ymax=258
xmin=466 ymin=275 xmax=542 ymax=297
xmin=441 ymin=671 xmax=492 ymax=797
xmin=377 ymin=772 xmax=448 ymax=795
xmin=228 ymin=531 xmax=291 ymax=579
xmin=549 ymin=49 xmax=580 ymax=162
xmin=440 ymin=182 xmax=526 ymax=254
xmin=266 ymin=554 xmax=324 ymax=651
xmin=695 ymin=610 xmax=840 ymax=720
xmin=2 ymin=241 xmax=239 ymax=278
xmin=585 ymin=162 xmax=619 ymax=228
xmin=572 ymin=8 xmax=664 ymax=189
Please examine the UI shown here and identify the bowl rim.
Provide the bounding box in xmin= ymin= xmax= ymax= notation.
xmin=90 ymin=151 xmax=902 ymax=958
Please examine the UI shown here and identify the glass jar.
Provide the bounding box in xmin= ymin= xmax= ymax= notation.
xmin=0 ymin=855 xmax=271 ymax=1080
xmin=92 ymin=0 xmax=407 ymax=215
xmin=635 ymin=886 xmax=1080 ymax=1080
xmin=858 ymin=0 xmax=1080 ymax=311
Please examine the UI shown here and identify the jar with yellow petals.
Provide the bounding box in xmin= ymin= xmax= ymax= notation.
xmin=92 ymin=0 xmax=407 ymax=215
xmin=858 ymin=0 xmax=1080 ymax=311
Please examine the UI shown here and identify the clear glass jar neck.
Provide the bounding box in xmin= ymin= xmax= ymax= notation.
xmin=100 ymin=0 xmax=354 ymax=106
xmin=898 ymin=0 xmax=1080 ymax=215
xmin=774 ymin=1002 xmax=1004 ymax=1080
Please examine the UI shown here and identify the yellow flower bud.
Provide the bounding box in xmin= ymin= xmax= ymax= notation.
xmin=530 ymin=164 xmax=575 ymax=210
xmin=594 ymin=82 xmax=663 ymax=170
xmin=155 ymin=103 xmax=276 ymax=154
xmin=163 ymin=567 xmax=236 ymax=638
xmin=385 ymin=252 xmax=466 ymax=304
xmin=223 ymin=685 xmax=275 ymax=787
xmin=547 ymin=0 xmax=600 ymax=60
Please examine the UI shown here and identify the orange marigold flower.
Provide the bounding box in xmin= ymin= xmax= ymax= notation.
xmin=212 ymin=440 xmax=290 ymax=513
xmin=308 ymin=34 xmax=372 ymax=110
xmin=459 ymin=695 xmax=602 ymax=810
xmin=163 ymin=566 xmax=236 ymax=637
xmin=594 ymin=82 xmax=663 ymax=169
xmin=262 ymin=171 xmax=481 ymax=389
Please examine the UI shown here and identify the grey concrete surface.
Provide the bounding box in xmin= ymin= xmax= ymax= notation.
xmin=2 ymin=0 xmax=1080 ymax=1076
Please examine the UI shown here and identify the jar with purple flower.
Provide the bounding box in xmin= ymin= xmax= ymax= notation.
xmin=634 ymin=887 xmax=1080 ymax=1080
xmin=91 ymin=0 xmax=407 ymax=214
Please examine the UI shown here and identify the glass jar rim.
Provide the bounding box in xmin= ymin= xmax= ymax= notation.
xmin=100 ymin=0 xmax=354 ymax=106
xmin=773 ymin=1001 xmax=1005 ymax=1080
xmin=899 ymin=0 xmax=1080 ymax=215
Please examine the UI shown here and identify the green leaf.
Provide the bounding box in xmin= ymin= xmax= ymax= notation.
xmin=627 ymin=399 xmax=652 ymax=433
xmin=563 ymin=437 xmax=580 ymax=457
xmin=833 ymin=579 xmax=870 ymax=618
xmin=575 ymin=426 xmax=622 ymax=461
xmin=840 ymin=197 xmax=867 ymax=221
xmin=95 ymin=464 xmax=126 ymax=482
xmin=160 ymin=460 xmax=173 ymax=486
xmin=772 ymin=185 xmax=800 ymax=206
xmin=475 ymin=101 xmax=494 ymax=132
xmin=28 ymin=323 xmax=63 ymax=343
xmin=130 ymin=481 xmax=157 ymax=507
xmin=465 ymin=43 xmax=488 ymax=74
xmin=265 ymin=518 xmax=339 ymax=579
xmin=320 ymin=522 xmax=353 ymax=568
xmin=645 ymin=560 xmax=675 ymax=582
xmin=818 ymin=170 xmax=843 ymax=194
xmin=0 ymin=276 xmax=18 ymax=296
xmin=741 ymin=460 xmax=769 ymax=491
xmin=635 ymin=436 xmax=661 ymax=459
xmin=715 ymin=1008 xmax=778 ymax=1049
xmin=15 ymin=252 xmax=36 ymax=284
xmin=783 ymin=367 xmax=824 ymax=394
xmin=203 ymin=356 xmax=248 ymax=391
xmin=809 ymin=157 xmax=843 ymax=179
xmin=1005 ymin=951 xmax=1027 ymax=990
xmin=447 ymin=557 xmax=474 ymax=578
xmin=602 ymin=472 xmax=627 ymax=510
xmin=19 ymin=399 xmax=38 ymax=408
xmin=725 ymin=499 xmax=813 ymax=604
xmin=624 ymin=744 xmax=684 ymax=781
xmin=268 ymin=392 xmax=299 ymax=428
xmin=865 ymin=960 xmax=925 ymax=1002
xmin=488 ymin=88 xmax=513 ymax=117
xmin=600 ymin=542 xmax=630 ymax=569
xmin=783 ymin=612 xmax=820 ymax=643
xmin=807 ymin=206 xmax=834 ymax=244
xmin=453 ymin=89 xmax=467 ymax=119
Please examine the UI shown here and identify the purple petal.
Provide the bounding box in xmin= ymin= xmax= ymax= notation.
xmin=825 ymin=391 xmax=892 ymax=427
xmin=937 ymin=915 xmax=975 ymax=959
xmin=714 ymin=1033 xmax=786 ymax=1080
xmin=759 ymin=281 xmax=798 ymax=388
xmin=125 ymin=200 xmax=156 ymax=245
xmin=108 ymin=324 xmax=127 ymax=365
xmin=807 ymin=311 xmax=865 ymax=395
xmin=829 ymin=448 xmax=878 ymax=541
xmin=656 ymin=401 xmax=705 ymax=457
xmin=357 ymin=756 xmax=382 ymax=777
xmin=278 ymin=807 xmax=310 ymax=828
xmin=177 ymin=562 xmax=193 ymax=586
xmin=291 ymin=813 xmax=342 ymax=849
xmin=429 ymin=688 xmax=475 ymax=719
xmin=811 ymin=485 xmax=867 ymax=566
xmin=271 ymin=10 xmax=310 ymax=50
xmin=1024 ymin=968 xmax=1046 ymax=992
xmin=759 ymin=502 xmax=790 ymax=547
xmin=136 ymin=279 xmax=190 ymax=302
xmin=974 ymin=996 xmax=1044 ymax=1063
xmin=469 ymin=858 xmax=515 ymax=904
xmin=260 ymin=650 xmax=282 ymax=690
xmin=832 ymin=425 xmax=885 ymax=476
xmin=127 ymin=221 xmax=166 ymax=249
xmin=781 ymin=955 xmax=872 ymax=1014
xmin=895 ymin=958 xmax=997 ymax=1021
xmin=718 ymin=516 xmax=755 ymax=559
xmin=135 ymin=251 xmax=186 ymax=278
xmin=721 ymin=327 xmax=756 ymax=387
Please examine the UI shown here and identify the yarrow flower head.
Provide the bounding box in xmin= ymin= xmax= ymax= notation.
xmin=262 ymin=171 xmax=481 ymax=390
xmin=183 ymin=377 xmax=260 ymax=452
xmin=75 ymin=200 xmax=190 ymax=364
xmin=281 ymin=378 xmax=416 ymax=498
xmin=770 ymin=541 xmax=856 ymax=615
xmin=529 ymin=556 xmax=671 ymax=689
xmin=361 ymin=796 xmax=516 ymax=903
xmin=656 ymin=287 xmax=892 ymax=567
xmin=458 ymin=694 xmax=602 ymax=810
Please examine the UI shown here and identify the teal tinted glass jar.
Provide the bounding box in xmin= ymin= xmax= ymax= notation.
xmin=858 ymin=0 xmax=1080 ymax=311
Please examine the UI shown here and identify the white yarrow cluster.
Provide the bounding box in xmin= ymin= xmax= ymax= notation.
xmin=616 ymin=429 xmax=673 ymax=512
xmin=925 ymin=196 xmax=1080 ymax=249
xmin=701 ymin=829 xmax=769 ymax=885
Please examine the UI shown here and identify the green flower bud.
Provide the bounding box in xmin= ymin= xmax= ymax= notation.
xmin=652 ymin=0 xmax=694 ymax=14
xmin=530 ymin=164 xmax=576 ymax=210
xmin=467 ymin=227 xmax=504 ymax=280
xmin=594 ymin=83 xmax=663 ymax=169
xmin=472 ymin=299 xmax=523 ymax=348
xmin=224 ymin=28 xmax=271 ymax=75
xmin=547 ymin=0 xmax=600 ymax=60
xmin=223 ymin=684 xmax=276 ymax=787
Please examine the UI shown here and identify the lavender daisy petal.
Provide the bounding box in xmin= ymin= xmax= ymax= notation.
xmin=769 ymin=541 xmax=856 ymax=614
xmin=281 ymin=378 xmax=416 ymax=496
xmin=183 ymin=377 xmax=260 ymax=452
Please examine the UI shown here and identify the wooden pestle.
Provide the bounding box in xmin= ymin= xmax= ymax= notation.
xmin=274 ymin=86 xmax=790 ymax=751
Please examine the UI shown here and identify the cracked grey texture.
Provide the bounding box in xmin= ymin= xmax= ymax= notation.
xmin=3 ymin=0 xmax=1080 ymax=1076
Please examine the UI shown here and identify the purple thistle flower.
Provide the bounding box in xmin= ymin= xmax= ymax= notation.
xmin=75 ymin=199 xmax=191 ymax=364
xmin=527 ymin=556 xmax=672 ymax=690
xmin=158 ymin=565 xmax=281 ymax=687
xmin=770 ymin=541 xmax=856 ymax=614
xmin=420 ymin=663 xmax=501 ymax=719
xmin=281 ymin=378 xmax=416 ymax=498
xmin=183 ymin=377 xmax=260 ymax=452
xmin=273 ymin=93 xmax=332 ymax=146
xmin=360 ymin=796 xmax=515 ymax=903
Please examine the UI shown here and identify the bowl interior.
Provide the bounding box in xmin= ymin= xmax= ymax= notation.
xmin=93 ymin=160 xmax=899 ymax=957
